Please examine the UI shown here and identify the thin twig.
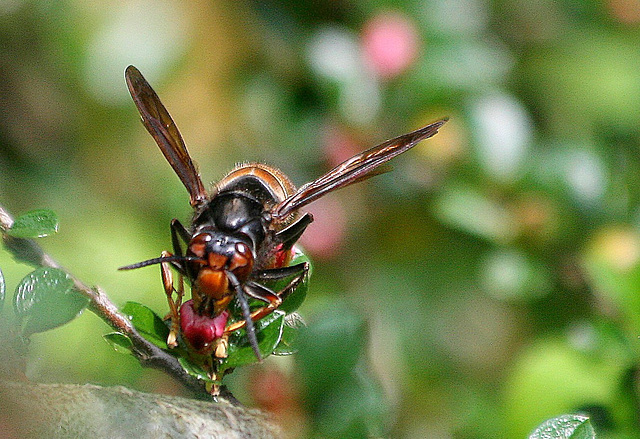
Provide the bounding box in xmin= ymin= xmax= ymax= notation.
xmin=0 ymin=203 xmax=212 ymax=399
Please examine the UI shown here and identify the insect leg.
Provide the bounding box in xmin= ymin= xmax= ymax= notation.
xmin=251 ymin=262 xmax=308 ymax=282
xmin=224 ymin=262 xmax=309 ymax=333
xmin=171 ymin=218 xmax=191 ymax=246
xmin=274 ymin=261 xmax=309 ymax=303
xmin=160 ymin=251 xmax=181 ymax=348
xmin=169 ymin=219 xmax=191 ymax=273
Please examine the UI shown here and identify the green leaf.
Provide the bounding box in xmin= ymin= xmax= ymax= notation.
xmin=312 ymin=370 xmax=387 ymax=438
xmin=13 ymin=267 xmax=89 ymax=336
xmin=121 ymin=302 xmax=170 ymax=348
xmin=219 ymin=310 xmax=286 ymax=372
xmin=570 ymin=420 xmax=596 ymax=439
xmin=528 ymin=414 xmax=595 ymax=439
xmin=273 ymin=312 xmax=305 ymax=356
xmin=297 ymin=302 xmax=367 ymax=392
xmin=0 ymin=267 xmax=5 ymax=313
xmin=103 ymin=332 xmax=134 ymax=354
xmin=178 ymin=357 xmax=216 ymax=384
xmin=7 ymin=209 xmax=59 ymax=238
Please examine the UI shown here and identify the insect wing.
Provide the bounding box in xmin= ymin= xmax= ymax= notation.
xmin=125 ymin=65 xmax=207 ymax=208
xmin=273 ymin=118 xmax=448 ymax=219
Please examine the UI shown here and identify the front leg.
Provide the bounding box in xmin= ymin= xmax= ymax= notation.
xmin=251 ymin=262 xmax=309 ymax=282
xmin=224 ymin=262 xmax=309 ymax=334
xmin=169 ymin=218 xmax=191 ymax=274
xmin=160 ymin=250 xmax=183 ymax=348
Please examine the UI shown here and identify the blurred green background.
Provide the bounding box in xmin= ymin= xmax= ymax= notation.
xmin=2 ymin=0 xmax=640 ymax=438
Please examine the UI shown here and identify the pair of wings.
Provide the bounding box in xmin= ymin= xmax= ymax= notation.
xmin=125 ymin=65 xmax=447 ymax=220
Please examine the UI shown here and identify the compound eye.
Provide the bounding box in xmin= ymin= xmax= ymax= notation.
xmin=235 ymin=242 xmax=252 ymax=259
xmin=188 ymin=233 xmax=212 ymax=258
xmin=229 ymin=241 xmax=254 ymax=280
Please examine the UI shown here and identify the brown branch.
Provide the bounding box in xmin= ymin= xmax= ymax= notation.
xmin=0 ymin=203 xmax=213 ymax=399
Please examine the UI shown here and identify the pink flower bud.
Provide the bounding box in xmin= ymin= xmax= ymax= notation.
xmin=179 ymin=300 xmax=229 ymax=354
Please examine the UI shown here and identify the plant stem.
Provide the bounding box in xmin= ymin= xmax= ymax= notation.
xmin=0 ymin=203 xmax=213 ymax=399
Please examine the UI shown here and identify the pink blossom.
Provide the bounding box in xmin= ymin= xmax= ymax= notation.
xmin=362 ymin=12 xmax=420 ymax=79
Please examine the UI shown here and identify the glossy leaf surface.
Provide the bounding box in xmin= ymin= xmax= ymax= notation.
xmin=13 ymin=267 xmax=89 ymax=336
xmin=7 ymin=209 xmax=59 ymax=238
xmin=273 ymin=313 xmax=305 ymax=356
xmin=529 ymin=415 xmax=595 ymax=439
xmin=178 ymin=357 xmax=216 ymax=384
xmin=121 ymin=301 xmax=170 ymax=348
xmin=103 ymin=332 xmax=134 ymax=354
xmin=219 ymin=310 xmax=285 ymax=372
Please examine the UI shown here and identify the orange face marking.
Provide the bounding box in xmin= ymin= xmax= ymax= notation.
xmin=189 ymin=233 xmax=211 ymax=258
xmin=189 ymin=242 xmax=206 ymax=258
xmin=196 ymin=267 xmax=229 ymax=300
xmin=228 ymin=252 xmax=249 ymax=271
xmin=207 ymin=253 xmax=228 ymax=270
